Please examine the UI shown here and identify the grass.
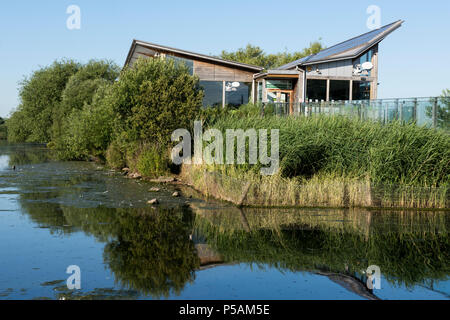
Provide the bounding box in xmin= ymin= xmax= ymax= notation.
xmin=181 ymin=113 xmax=450 ymax=208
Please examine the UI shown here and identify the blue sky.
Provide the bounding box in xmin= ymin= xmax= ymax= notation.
xmin=0 ymin=0 xmax=449 ymax=117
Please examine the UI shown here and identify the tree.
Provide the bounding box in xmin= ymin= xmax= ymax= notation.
xmin=52 ymin=60 xmax=120 ymax=147
xmin=10 ymin=60 xmax=80 ymax=142
xmin=111 ymin=57 xmax=203 ymax=145
xmin=219 ymin=40 xmax=325 ymax=70
xmin=54 ymin=84 xmax=117 ymax=160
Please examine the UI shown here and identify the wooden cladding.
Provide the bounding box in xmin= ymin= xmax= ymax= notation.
xmin=194 ymin=61 xmax=253 ymax=82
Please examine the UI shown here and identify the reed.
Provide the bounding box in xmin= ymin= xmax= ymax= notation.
xmin=181 ymin=113 xmax=449 ymax=208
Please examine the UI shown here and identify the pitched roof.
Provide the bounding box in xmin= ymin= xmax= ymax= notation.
xmin=125 ymin=40 xmax=264 ymax=72
xmin=278 ymin=20 xmax=404 ymax=70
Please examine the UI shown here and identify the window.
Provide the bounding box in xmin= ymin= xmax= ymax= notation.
xmin=225 ymin=82 xmax=250 ymax=107
xmin=354 ymin=49 xmax=373 ymax=76
xmin=306 ymin=79 xmax=327 ymax=101
xmin=257 ymin=82 xmax=263 ymax=102
xmin=352 ymin=81 xmax=371 ymax=100
xmin=266 ymin=80 xmax=293 ymax=90
xmin=199 ymin=81 xmax=223 ymax=108
xmin=166 ymin=55 xmax=194 ymax=75
xmin=329 ymin=80 xmax=350 ymax=101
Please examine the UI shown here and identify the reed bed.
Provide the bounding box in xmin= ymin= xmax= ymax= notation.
xmin=181 ymin=114 xmax=449 ymax=208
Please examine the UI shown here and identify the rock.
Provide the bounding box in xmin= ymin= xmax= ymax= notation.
xmin=128 ymin=172 xmax=142 ymax=179
xmin=122 ymin=167 xmax=130 ymax=172
xmin=172 ymin=191 xmax=180 ymax=197
xmin=149 ymin=187 xmax=160 ymax=192
xmin=149 ymin=177 xmax=176 ymax=183
xmin=147 ymin=199 xmax=159 ymax=205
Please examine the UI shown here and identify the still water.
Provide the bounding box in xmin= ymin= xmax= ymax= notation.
xmin=0 ymin=143 xmax=448 ymax=300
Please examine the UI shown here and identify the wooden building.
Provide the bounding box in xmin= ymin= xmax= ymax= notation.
xmin=124 ymin=20 xmax=403 ymax=110
xmin=124 ymin=40 xmax=263 ymax=108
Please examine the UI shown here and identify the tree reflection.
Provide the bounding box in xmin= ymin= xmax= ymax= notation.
xmin=102 ymin=207 xmax=200 ymax=298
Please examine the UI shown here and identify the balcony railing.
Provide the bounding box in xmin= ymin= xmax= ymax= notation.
xmin=260 ymin=97 xmax=449 ymax=130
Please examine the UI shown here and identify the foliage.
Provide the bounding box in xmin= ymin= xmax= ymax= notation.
xmin=135 ymin=144 xmax=171 ymax=178
xmin=6 ymin=59 xmax=119 ymax=145
xmin=7 ymin=60 xmax=81 ymax=143
xmin=219 ymin=41 xmax=325 ymax=70
xmin=0 ymin=117 xmax=7 ymax=140
xmin=110 ymin=57 xmax=203 ymax=146
xmin=53 ymin=84 xmax=117 ymax=160
xmin=208 ymin=114 xmax=450 ymax=187
xmin=52 ymin=60 xmax=120 ymax=140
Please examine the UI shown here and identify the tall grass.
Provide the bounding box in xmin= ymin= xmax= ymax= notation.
xmin=211 ymin=114 xmax=449 ymax=187
xmin=181 ymin=113 xmax=449 ymax=208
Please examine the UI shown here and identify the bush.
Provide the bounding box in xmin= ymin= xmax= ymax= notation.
xmin=54 ymin=84 xmax=117 ymax=160
xmin=110 ymin=57 xmax=203 ymax=145
xmin=136 ymin=144 xmax=171 ymax=178
xmin=106 ymin=140 xmax=126 ymax=169
xmin=52 ymin=60 xmax=120 ymax=140
xmin=8 ymin=60 xmax=80 ymax=143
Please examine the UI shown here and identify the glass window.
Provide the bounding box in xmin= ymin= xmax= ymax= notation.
xmin=329 ymin=80 xmax=350 ymax=101
xmin=166 ymin=55 xmax=194 ymax=75
xmin=257 ymin=82 xmax=263 ymax=102
xmin=266 ymin=80 xmax=292 ymax=90
xmin=354 ymin=49 xmax=373 ymax=76
xmin=199 ymin=81 xmax=223 ymax=108
xmin=306 ymin=79 xmax=327 ymax=101
xmin=267 ymin=91 xmax=277 ymax=103
xmin=352 ymin=81 xmax=371 ymax=100
xmin=225 ymin=82 xmax=250 ymax=107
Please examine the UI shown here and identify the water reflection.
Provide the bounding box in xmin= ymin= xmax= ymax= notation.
xmin=1 ymin=143 xmax=449 ymax=299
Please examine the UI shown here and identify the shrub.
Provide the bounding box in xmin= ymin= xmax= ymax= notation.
xmin=52 ymin=60 xmax=120 ymax=140
xmin=136 ymin=144 xmax=171 ymax=178
xmin=54 ymin=84 xmax=116 ymax=160
xmin=106 ymin=140 xmax=126 ymax=169
xmin=111 ymin=57 xmax=203 ymax=145
xmin=8 ymin=60 xmax=80 ymax=143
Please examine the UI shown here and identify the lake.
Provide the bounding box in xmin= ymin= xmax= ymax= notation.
xmin=0 ymin=143 xmax=448 ymax=300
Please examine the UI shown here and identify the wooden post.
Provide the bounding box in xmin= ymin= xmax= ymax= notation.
xmin=251 ymin=79 xmax=256 ymax=104
xmin=326 ymin=79 xmax=330 ymax=102
xmin=222 ymin=80 xmax=226 ymax=109
xmin=349 ymin=80 xmax=353 ymax=101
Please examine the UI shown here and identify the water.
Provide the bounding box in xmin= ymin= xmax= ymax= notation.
xmin=0 ymin=143 xmax=448 ymax=300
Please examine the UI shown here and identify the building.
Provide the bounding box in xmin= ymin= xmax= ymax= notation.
xmin=124 ymin=20 xmax=403 ymax=112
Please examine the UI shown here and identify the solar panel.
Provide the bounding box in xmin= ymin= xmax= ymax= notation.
xmin=306 ymin=23 xmax=394 ymax=63
xmin=276 ymin=20 xmax=401 ymax=69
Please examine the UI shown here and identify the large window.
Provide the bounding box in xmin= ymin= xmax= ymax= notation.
xmin=166 ymin=55 xmax=194 ymax=75
xmin=266 ymin=80 xmax=293 ymax=90
xmin=306 ymin=79 xmax=327 ymax=101
xmin=355 ymin=49 xmax=374 ymax=76
xmin=352 ymin=81 xmax=371 ymax=100
xmin=225 ymin=82 xmax=250 ymax=107
xmin=329 ymin=80 xmax=350 ymax=101
xmin=199 ymin=81 xmax=223 ymax=108
xmin=257 ymin=82 xmax=263 ymax=102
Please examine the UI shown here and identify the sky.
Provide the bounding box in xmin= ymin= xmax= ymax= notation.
xmin=0 ymin=0 xmax=449 ymax=117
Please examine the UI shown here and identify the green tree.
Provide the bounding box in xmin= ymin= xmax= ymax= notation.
xmin=54 ymin=84 xmax=117 ymax=160
xmin=111 ymin=57 xmax=203 ymax=145
xmin=220 ymin=40 xmax=325 ymax=70
xmin=8 ymin=60 xmax=80 ymax=143
xmin=52 ymin=60 xmax=120 ymax=140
